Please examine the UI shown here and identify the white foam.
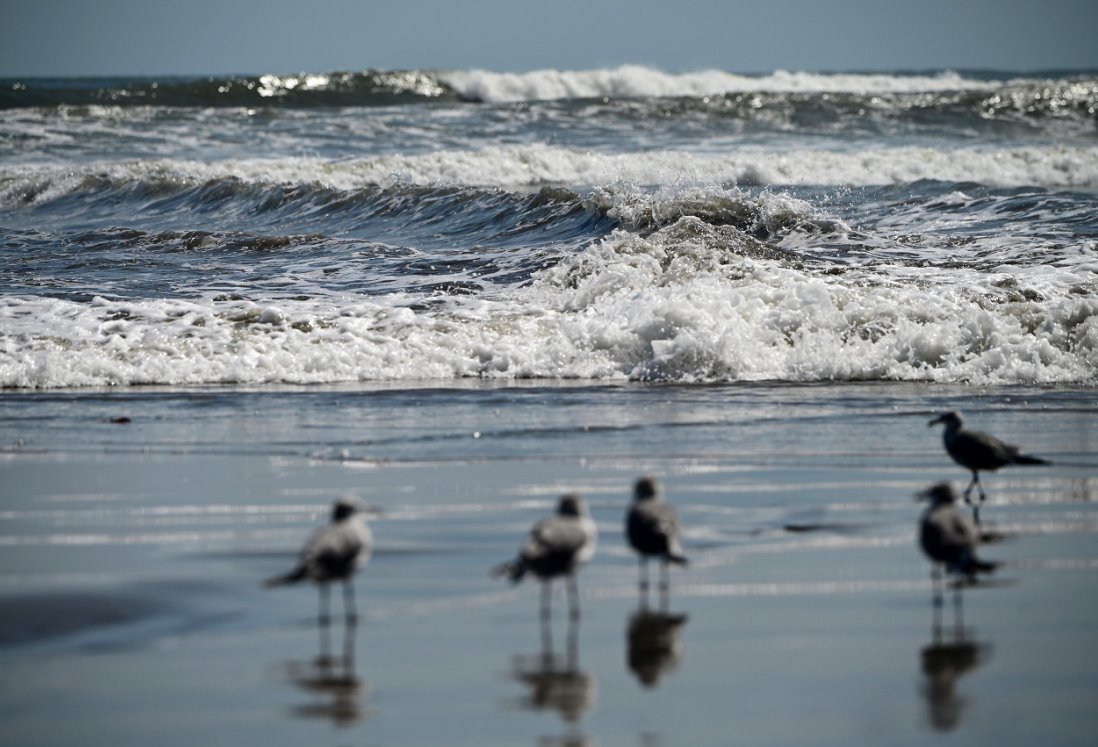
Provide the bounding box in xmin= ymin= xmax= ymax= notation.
xmin=3 ymin=143 xmax=1096 ymax=209
xmin=438 ymin=65 xmax=999 ymax=103
xmin=3 ymin=218 xmax=1095 ymax=388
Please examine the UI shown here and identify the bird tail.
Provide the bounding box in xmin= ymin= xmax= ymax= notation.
xmin=966 ymin=558 xmax=998 ymax=578
xmin=1012 ymin=454 xmax=1050 ymax=466
xmin=263 ymin=564 xmax=307 ymax=588
xmin=668 ymin=552 xmax=689 ymax=567
xmin=491 ymin=559 xmax=526 ymax=583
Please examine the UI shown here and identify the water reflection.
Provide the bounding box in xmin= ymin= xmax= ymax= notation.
xmin=626 ymin=607 xmax=688 ymax=689
xmin=283 ymin=618 xmax=367 ymax=726
xmin=509 ymin=615 xmax=595 ymax=745
xmin=920 ymin=630 xmax=991 ymax=732
xmin=920 ymin=581 xmax=991 ymax=733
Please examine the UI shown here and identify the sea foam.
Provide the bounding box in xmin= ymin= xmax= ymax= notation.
xmin=3 ymin=216 xmax=1095 ymax=389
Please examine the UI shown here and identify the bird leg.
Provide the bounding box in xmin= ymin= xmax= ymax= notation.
xmin=965 ymin=472 xmax=984 ymax=525
xmin=540 ymin=581 xmax=552 ymax=623
xmin=638 ymin=557 xmax=650 ymax=597
xmin=539 ymin=582 xmax=553 ymax=658
xmin=567 ymin=574 xmax=581 ymax=621
xmin=962 ymin=473 xmax=978 ymax=504
xmin=318 ymin=584 xmax=332 ymax=662
xmin=343 ymin=579 xmax=358 ymax=624
xmin=659 ymin=559 xmax=671 ymax=612
xmin=318 ymin=583 xmax=331 ymax=628
xmin=953 ymin=583 xmax=965 ymax=639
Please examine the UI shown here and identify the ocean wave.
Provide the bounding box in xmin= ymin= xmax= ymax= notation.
xmin=436 ymin=66 xmax=1005 ymax=103
xmin=0 ymin=70 xmax=459 ymax=109
xmin=0 ymin=170 xmax=604 ymax=250
xmin=3 ymin=143 xmax=1096 ymax=212
xmin=6 ymin=67 xmax=1092 ymax=111
xmin=3 ymin=216 xmax=1095 ymax=389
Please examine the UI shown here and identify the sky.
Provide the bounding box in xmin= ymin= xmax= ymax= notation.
xmin=1 ymin=0 xmax=1096 ymax=78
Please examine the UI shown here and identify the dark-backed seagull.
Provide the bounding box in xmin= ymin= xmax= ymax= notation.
xmin=928 ymin=411 xmax=1048 ymax=523
xmin=625 ymin=476 xmax=687 ymax=601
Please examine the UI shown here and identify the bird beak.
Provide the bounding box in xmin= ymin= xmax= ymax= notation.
xmin=927 ymin=415 xmax=944 ymax=427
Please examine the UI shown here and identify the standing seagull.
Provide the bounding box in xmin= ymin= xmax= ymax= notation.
xmin=494 ymin=494 xmax=598 ymax=622
xmin=625 ymin=476 xmax=687 ymax=604
xmin=265 ymin=499 xmax=373 ymax=626
xmin=918 ymin=483 xmax=997 ymax=582
xmin=928 ymin=411 xmax=1048 ymax=523
xmin=918 ymin=483 xmax=997 ymax=635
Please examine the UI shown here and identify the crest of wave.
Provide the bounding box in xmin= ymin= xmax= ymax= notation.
xmin=438 ymin=65 xmax=995 ymax=103
xmin=5 ymin=142 xmax=1096 ymax=211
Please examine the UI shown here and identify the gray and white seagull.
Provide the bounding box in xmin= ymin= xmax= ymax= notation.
xmin=494 ymin=494 xmax=598 ymax=620
xmin=928 ymin=411 xmax=1048 ymax=523
xmin=265 ymin=499 xmax=373 ymax=624
xmin=918 ymin=482 xmax=997 ymax=583
xmin=625 ymin=476 xmax=687 ymax=601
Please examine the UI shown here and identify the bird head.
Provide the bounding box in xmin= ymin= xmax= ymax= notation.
xmin=928 ymin=411 xmax=963 ymax=429
xmin=331 ymin=498 xmax=363 ymax=522
xmin=633 ymin=476 xmax=660 ymax=502
xmin=917 ymin=482 xmax=958 ymax=506
xmin=557 ymin=494 xmax=587 ymax=517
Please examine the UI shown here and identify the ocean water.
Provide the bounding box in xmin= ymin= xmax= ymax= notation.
xmin=2 ymin=66 xmax=1098 ymax=746
xmin=2 ymin=65 xmax=1097 ymax=387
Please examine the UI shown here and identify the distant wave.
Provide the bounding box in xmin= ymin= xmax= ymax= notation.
xmin=4 ymin=65 xmax=1095 ymax=110
xmin=438 ymin=65 xmax=1007 ymax=102
xmin=0 ymin=70 xmax=461 ymax=109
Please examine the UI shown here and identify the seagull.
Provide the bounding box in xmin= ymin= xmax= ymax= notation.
xmin=928 ymin=411 xmax=1049 ymax=523
xmin=265 ymin=499 xmax=373 ymax=625
xmin=625 ymin=476 xmax=687 ymax=602
xmin=918 ymin=483 xmax=997 ymax=583
xmin=494 ymin=494 xmax=598 ymax=621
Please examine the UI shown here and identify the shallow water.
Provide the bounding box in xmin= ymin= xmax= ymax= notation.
xmin=1 ymin=382 xmax=1096 ymax=745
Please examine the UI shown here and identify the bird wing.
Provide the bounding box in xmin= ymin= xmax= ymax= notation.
xmin=524 ymin=516 xmax=588 ymax=560
xmin=628 ymin=502 xmax=686 ymax=560
xmin=950 ymin=429 xmax=1015 ymax=471
xmin=922 ymin=505 xmax=978 ymax=564
xmin=301 ymin=522 xmax=368 ymax=580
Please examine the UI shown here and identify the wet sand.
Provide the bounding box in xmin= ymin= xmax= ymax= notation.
xmin=1 ymin=382 xmax=1097 ymax=746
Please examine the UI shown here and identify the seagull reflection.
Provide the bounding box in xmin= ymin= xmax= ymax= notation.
xmin=509 ymin=614 xmax=596 ymax=733
xmin=627 ymin=607 xmax=689 ymax=689
xmin=283 ymin=618 xmax=368 ymax=726
xmin=920 ymin=626 xmax=991 ymax=732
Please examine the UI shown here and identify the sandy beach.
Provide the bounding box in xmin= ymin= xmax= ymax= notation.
xmin=1 ymin=381 xmax=1096 ymax=746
